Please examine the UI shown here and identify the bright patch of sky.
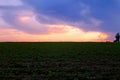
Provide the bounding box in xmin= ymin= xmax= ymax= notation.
xmin=0 ymin=0 xmax=23 ymax=6
xmin=0 ymin=0 xmax=120 ymax=41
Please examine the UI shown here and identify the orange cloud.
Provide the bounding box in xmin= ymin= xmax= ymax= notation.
xmin=47 ymin=24 xmax=109 ymax=42
xmin=47 ymin=24 xmax=68 ymax=34
xmin=0 ymin=24 xmax=109 ymax=42
xmin=19 ymin=16 xmax=31 ymax=22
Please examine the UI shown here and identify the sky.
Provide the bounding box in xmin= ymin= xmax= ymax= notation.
xmin=0 ymin=0 xmax=120 ymax=42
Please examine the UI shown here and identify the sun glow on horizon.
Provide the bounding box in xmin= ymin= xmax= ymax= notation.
xmin=0 ymin=10 xmax=109 ymax=42
xmin=0 ymin=24 xmax=109 ymax=42
xmin=46 ymin=24 xmax=109 ymax=42
xmin=0 ymin=0 xmax=120 ymax=42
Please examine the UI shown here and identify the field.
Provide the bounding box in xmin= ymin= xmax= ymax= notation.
xmin=0 ymin=42 xmax=120 ymax=80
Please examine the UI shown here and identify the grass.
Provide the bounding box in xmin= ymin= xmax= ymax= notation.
xmin=0 ymin=42 xmax=120 ymax=80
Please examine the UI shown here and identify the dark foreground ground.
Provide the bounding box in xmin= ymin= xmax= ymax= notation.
xmin=0 ymin=42 xmax=120 ymax=80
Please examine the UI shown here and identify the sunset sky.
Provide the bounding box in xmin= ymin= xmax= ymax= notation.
xmin=0 ymin=0 xmax=120 ymax=42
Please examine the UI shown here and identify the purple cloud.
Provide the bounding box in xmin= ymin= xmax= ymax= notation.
xmin=1 ymin=0 xmax=120 ymax=37
xmin=22 ymin=0 xmax=120 ymax=34
xmin=0 ymin=6 xmax=49 ymax=34
xmin=22 ymin=0 xmax=103 ymax=31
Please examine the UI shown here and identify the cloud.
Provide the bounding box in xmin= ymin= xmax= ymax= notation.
xmin=46 ymin=24 xmax=109 ymax=42
xmin=2 ymin=0 xmax=120 ymax=41
xmin=0 ymin=1 xmax=101 ymax=35
xmin=26 ymin=0 xmax=88 ymax=21
xmin=83 ymin=0 xmax=120 ymax=33
xmin=21 ymin=0 xmax=120 ymax=34
xmin=0 ymin=28 xmax=39 ymax=42
xmin=0 ymin=6 xmax=50 ymax=34
xmin=0 ymin=24 xmax=109 ymax=42
xmin=0 ymin=0 xmax=106 ymax=35
xmin=0 ymin=0 xmax=23 ymax=6
xmin=22 ymin=0 xmax=103 ymax=31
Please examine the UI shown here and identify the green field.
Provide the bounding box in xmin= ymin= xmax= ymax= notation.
xmin=0 ymin=42 xmax=120 ymax=80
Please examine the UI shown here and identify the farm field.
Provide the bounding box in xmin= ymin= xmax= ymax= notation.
xmin=0 ymin=42 xmax=120 ymax=80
